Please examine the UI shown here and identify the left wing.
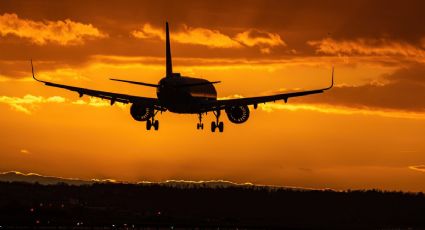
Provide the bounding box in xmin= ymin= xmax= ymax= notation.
xmin=31 ymin=60 xmax=164 ymax=110
xmin=200 ymin=67 xmax=334 ymax=111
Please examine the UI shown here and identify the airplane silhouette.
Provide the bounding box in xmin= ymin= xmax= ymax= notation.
xmin=32 ymin=22 xmax=334 ymax=132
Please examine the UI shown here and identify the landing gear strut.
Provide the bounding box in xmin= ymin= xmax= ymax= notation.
xmin=211 ymin=110 xmax=224 ymax=133
xmin=146 ymin=110 xmax=159 ymax=131
xmin=196 ymin=113 xmax=204 ymax=130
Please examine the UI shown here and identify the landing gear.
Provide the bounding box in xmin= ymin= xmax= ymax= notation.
xmin=146 ymin=110 xmax=159 ymax=131
xmin=211 ymin=110 xmax=224 ymax=133
xmin=146 ymin=120 xmax=152 ymax=130
xmin=153 ymin=120 xmax=159 ymax=130
xmin=196 ymin=113 xmax=204 ymax=130
xmin=211 ymin=121 xmax=223 ymax=132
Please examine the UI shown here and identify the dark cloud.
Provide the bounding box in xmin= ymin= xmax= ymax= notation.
xmin=293 ymin=65 xmax=425 ymax=112
xmin=0 ymin=61 xmax=30 ymax=78
xmin=1 ymin=0 xmax=424 ymax=83
xmin=1 ymin=0 xmax=424 ymax=60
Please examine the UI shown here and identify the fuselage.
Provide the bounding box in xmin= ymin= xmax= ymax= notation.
xmin=156 ymin=75 xmax=217 ymax=113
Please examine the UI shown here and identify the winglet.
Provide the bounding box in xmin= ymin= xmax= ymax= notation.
xmin=324 ymin=65 xmax=334 ymax=90
xmin=31 ymin=59 xmax=44 ymax=83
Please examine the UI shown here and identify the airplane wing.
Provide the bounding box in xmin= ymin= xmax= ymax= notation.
xmin=31 ymin=61 xmax=164 ymax=110
xmin=199 ymin=67 xmax=334 ymax=112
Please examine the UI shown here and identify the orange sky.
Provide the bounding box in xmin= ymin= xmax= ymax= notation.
xmin=1 ymin=0 xmax=425 ymax=191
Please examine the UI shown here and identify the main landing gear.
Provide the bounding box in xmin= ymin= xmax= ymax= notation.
xmin=195 ymin=111 xmax=224 ymax=132
xmin=211 ymin=110 xmax=224 ymax=133
xmin=146 ymin=110 xmax=159 ymax=131
xmin=196 ymin=113 xmax=204 ymax=130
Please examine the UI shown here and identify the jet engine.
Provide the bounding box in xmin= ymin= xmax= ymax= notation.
xmin=130 ymin=103 xmax=153 ymax=121
xmin=225 ymin=105 xmax=250 ymax=124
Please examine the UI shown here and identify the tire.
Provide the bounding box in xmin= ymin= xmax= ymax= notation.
xmin=211 ymin=121 xmax=216 ymax=132
xmin=201 ymin=123 xmax=204 ymax=130
xmin=154 ymin=120 xmax=159 ymax=130
xmin=218 ymin=122 xmax=224 ymax=132
xmin=146 ymin=120 xmax=152 ymax=130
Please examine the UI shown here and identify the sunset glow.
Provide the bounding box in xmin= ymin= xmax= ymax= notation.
xmin=1 ymin=0 xmax=424 ymax=192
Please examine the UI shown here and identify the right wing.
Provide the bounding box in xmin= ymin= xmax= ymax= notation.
xmin=31 ymin=61 xmax=164 ymax=110
xmin=199 ymin=67 xmax=334 ymax=112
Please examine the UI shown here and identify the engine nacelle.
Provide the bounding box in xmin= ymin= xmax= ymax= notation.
xmin=130 ymin=103 xmax=153 ymax=121
xmin=225 ymin=105 xmax=250 ymax=124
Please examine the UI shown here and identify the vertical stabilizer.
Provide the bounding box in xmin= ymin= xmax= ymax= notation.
xmin=165 ymin=21 xmax=173 ymax=77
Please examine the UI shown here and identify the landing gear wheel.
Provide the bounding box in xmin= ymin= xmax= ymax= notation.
xmin=218 ymin=121 xmax=224 ymax=132
xmin=211 ymin=110 xmax=224 ymax=133
xmin=146 ymin=109 xmax=160 ymax=131
xmin=153 ymin=120 xmax=159 ymax=130
xmin=146 ymin=120 xmax=152 ymax=130
xmin=211 ymin=121 xmax=216 ymax=132
xmin=196 ymin=113 xmax=204 ymax=131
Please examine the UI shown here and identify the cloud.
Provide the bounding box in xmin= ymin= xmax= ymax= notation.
xmin=307 ymin=38 xmax=425 ymax=61
xmin=130 ymin=23 xmax=163 ymax=40
xmin=90 ymin=54 xmax=288 ymax=66
xmin=408 ymin=165 xmax=425 ymax=173
xmin=234 ymin=29 xmax=286 ymax=53
xmin=0 ymin=94 xmax=126 ymax=114
xmin=291 ymin=65 xmax=425 ymax=112
xmin=72 ymin=98 xmax=126 ymax=108
xmin=175 ymin=25 xmax=242 ymax=48
xmin=131 ymin=23 xmax=285 ymax=52
xmin=218 ymin=94 xmax=424 ymax=120
xmin=0 ymin=95 xmax=66 ymax=114
xmin=0 ymin=13 xmax=107 ymax=45
xmin=20 ymin=149 xmax=30 ymax=154
xmin=132 ymin=23 xmax=241 ymax=48
xmin=0 ymin=75 xmax=32 ymax=82
xmin=258 ymin=103 xmax=425 ymax=120
xmin=218 ymin=94 xmax=244 ymax=100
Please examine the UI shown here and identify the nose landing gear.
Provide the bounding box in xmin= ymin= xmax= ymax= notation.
xmin=146 ymin=110 xmax=159 ymax=131
xmin=196 ymin=113 xmax=204 ymax=130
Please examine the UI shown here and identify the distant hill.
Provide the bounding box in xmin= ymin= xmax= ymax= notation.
xmin=0 ymin=171 xmax=306 ymax=190
xmin=0 ymin=171 xmax=91 ymax=185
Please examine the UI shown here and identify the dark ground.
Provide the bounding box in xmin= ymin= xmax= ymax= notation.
xmin=0 ymin=181 xmax=425 ymax=229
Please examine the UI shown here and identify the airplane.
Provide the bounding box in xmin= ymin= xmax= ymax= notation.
xmin=31 ymin=22 xmax=334 ymax=133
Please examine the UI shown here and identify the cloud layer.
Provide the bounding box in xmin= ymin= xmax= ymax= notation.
xmin=0 ymin=94 xmax=66 ymax=114
xmin=308 ymin=38 xmax=425 ymax=62
xmin=132 ymin=23 xmax=241 ymax=48
xmin=235 ymin=29 xmax=285 ymax=53
xmin=0 ymin=13 xmax=107 ymax=45
xmin=409 ymin=165 xmax=425 ymax=173
xmin=0 ymin=94 xmax=125 ymax=114
xmin=131 ymin=23 xmax=285 ymax=52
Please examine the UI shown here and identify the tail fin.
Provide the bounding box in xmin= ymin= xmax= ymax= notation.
xmin=165 ymin=21 xmax=173 ymax=77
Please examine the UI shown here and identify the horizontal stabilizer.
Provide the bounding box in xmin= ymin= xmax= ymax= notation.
xmin=110 ymin=78 xmax=159 ymax=87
